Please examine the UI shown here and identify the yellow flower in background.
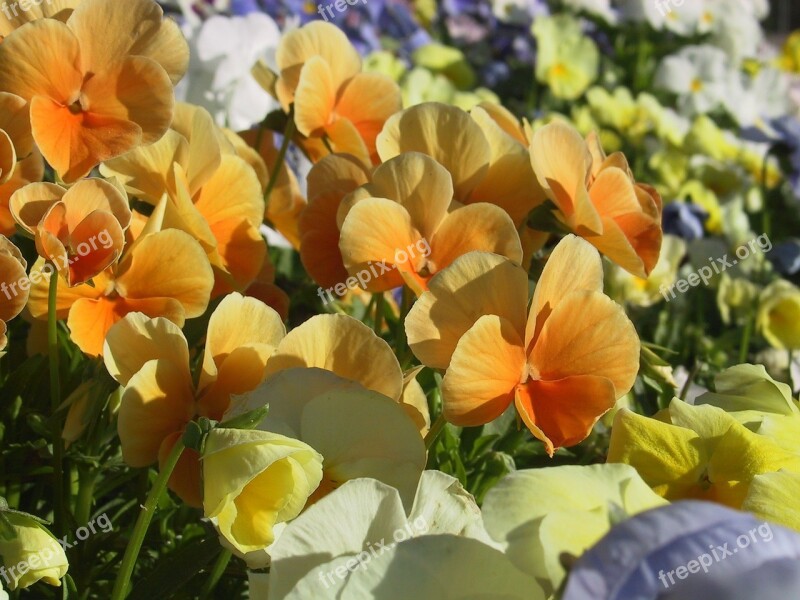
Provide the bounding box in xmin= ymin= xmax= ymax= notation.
xmin=532 ymin=14 xmax=598 ymax=100
xmin=203 ymin=428 xmax=323 ymax=554
xmin=779 ymin=30 xmax=800 ymax=73
xmin=259 ymin=21 xmax=401 ymax=165
xmin=608 ymin=399 xmax=800 ymax=508
xmin=758 ymin=280 xmax=800 ymax=350
xmin=717 ymin=274 xmax=760 ymax=326
xmin=103 ymin=293 xmax=285 ymax=505
xmin=0 ymin=0 xmax=188 ymax=182
xmin=11 ymin=179 xmax=131 ymax=286
xmin=0 ymin=509 xmax=68 ymax=590
xmin=482 ymin=464 xmax=666 ymax=596
xmin=338 ymin=152 xmax=522 ymax=295
xmin=412 ymin=43 xmax=476 ymax=90
xmin=0 ymin=236 xmax=29 ymax=350
xmin=377 ymin=102 xmax=547 ymax=241
xmin=406 ymin=235 xmax=640 ymax=455
xmin=102 ymin=103 xmax=266 ymax=296
xmin=609 ymin=234 xmax=686 ymax=307
xmin=531 ymin=120 xmax=663 ymax=278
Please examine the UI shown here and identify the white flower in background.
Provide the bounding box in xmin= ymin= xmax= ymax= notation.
xmin=561 ymin=0 xmax=617 ymax=23
xmin=707 ymin=4 xmax=763 ymax=62
xmin=178 ymin=12 xmax=281 ymax=131
xmin=492 ymin=0 xmax=548 ymax=25
xmin=619 ymin=0 xmax=704 ymax=36
xmin=725 ymin=67 xmax=791 ymax=127
xmin=655 ymin=45 xmax=732 ymax=115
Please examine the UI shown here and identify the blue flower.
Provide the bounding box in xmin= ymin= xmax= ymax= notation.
xmin=768 ymin=240 xmax=800 ymax=276
xmin=662 ymin=202 xmax=708 ymax=241
xmin=563 ymin=501 xmax=800 ymax=600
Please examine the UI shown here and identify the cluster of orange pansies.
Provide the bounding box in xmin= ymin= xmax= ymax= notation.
xmin=0 ymin=0 xmax=663 ymax=532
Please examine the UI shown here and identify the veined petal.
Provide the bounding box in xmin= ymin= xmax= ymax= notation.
xmin=103 ymin=312 xmax=190 ymax=387
xmin=293 ymin=56 xmax=335 ymax=138
xmin=0 ymin=92 xmax=33 ymax=158
xmin=515 ymin=374 xmax=617 ymax=456
xmin=406 ymin=251 xmax=528 ymax=369
xmin=266 ymin=314 xmax=403 ymax=401
xmin=430 ymin=203 xmax=523 ymax=273
xmin=526 ymin=235 xmax=603 ymax=348
xmin=442 ymin=314 xmax=525 ymax=426
xmin=376 ymin=103 xmax=491 ymax=201
xmin=118 ymin=358 xmax=195 ymax=467
xmin=530 ymin=290 xmax=640 ymax=398
xmin=9 ymin=182 xmax=65 ymax=235
xmin=530 ymin=121 xmax=591 ymax=216
xmin=62 ymin=178 xmax=131 ymax=231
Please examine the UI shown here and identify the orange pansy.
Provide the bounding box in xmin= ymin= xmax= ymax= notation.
xmin=0 ymin=236 xmax=29 ymax=350
xmin=268 ymin=21 xmax=401 ymax=165
xmin=405 ymin=235 xmax=640 ymax=455
xmin=0 ymin=0 xmax=188 ymax=182
xmin=102 ymin=103 xmax=266 ymax=296
xmin=530 ymin=121 xmax=663 ymax=278
xmin=338 ymin=152 xmax=522 ymax=295
xmin=27 ymin=228 xmax=213 ymax=356
xmin=103 ymin=293 xmax=286 ymax=505
xmin=11 ymin=179 xmax=131 ymax=286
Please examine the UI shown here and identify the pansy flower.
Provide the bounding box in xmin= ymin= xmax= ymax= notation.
xmin=406 ymin=235 xmax=640 ymax=455
xmin=530 ymin=120 xmax=662 ymax=278
xmin=0 ymin=0 xmax=188 ymax=181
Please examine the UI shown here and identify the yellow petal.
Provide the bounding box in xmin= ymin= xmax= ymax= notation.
xmin=293 ymin=56 xmax=335 ymax=138
xmin=9 ymin=182 xmax=65 ymax=235
xmin=0 ymin=92 xmax=33 ymax=159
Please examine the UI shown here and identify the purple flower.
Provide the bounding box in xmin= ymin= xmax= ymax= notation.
xmin=662 ymin=203 xmax=708 ymax=241
xmin=563 ymin=501 xmax=800 ymax=600
xmin=768 ymin=240 xmax=800 ymax=276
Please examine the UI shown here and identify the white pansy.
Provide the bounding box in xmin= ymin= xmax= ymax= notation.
xmin=178 ymin=13 xmax=281 ymax=131
xmin=561 ymin=0 xmax=617 ymax=23
xmin=724 ymin=67 xmax=791 ymax=127
xmin=266 ymin=472 xmax=520 ymax=599
xmin=655 ymin=45 xmax=732 ymax=115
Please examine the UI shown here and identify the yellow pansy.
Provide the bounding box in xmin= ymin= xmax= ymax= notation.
xmin=532 ymin=14 xmax=598 ymax=100
xmin=203 ymin=428 xmax=323 ymax=554
xmin=608 ymin=399 xmax=800 ymax=508
xmin=0 ymin=510 xmax=68 ymax=590
xmin=757 ymin=280 xmax=800 ymax=350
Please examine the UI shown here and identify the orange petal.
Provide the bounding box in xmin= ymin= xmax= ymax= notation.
xmin=323 ymin=118 xmax=372 ymax=167
xmin=118 ymin=358 xmax=194 ymax=467
xmin=0 ymin=240 xmax=29 ymax=323
xmin=9 ymin=181 xmax=66 ymax=234
xmin=116 ymin=230 xmax=214 ymax=319
xmin=406 ymin=251 xmax=528 ymax=369
xmin=526 ymin=234 xmax=603 ymax=349
xmin=103 ymin=312 xmax=190 ymax=387
xmin=275 ymin=21 xmax=360 ymax=107
xmin=299 ymin=192 xmax=351 ymax=289
xmin=27 ymin=259 xmax=106 ymax=320
xmin=159 ymin=431 xmax=203 ymax=507
xmin=339 ymin=198 xmax=420 ymax=292
xmin=441 ymin=315 xmax=525 ymax=426
xmin=0 ymin=92 xmax=33 ymax=159
xmin=30 ymin=95 xmax=142 ymax=183
xmin=63 ymin=211 xmax=125 ymax=285
xmin=62 ymin=178 xmax=131 ymax=232
xmin=514 ymin=375 xmax=617 ymax=456
xmin=429 ymin=203 xmax=523 ymax=273
xmin=530 ymin=290 xmax=640 ymax=398
xmin=0 ymin=150 xmax=44 ymax=236
xmin=293 ymin=56 xmax=335 ymax=138
xmin=0 ymin=19 xmax=82 ymax=102
xmin=586 ymin=215 xmax=662 ymax=279
xmin=376 ymin=103 xmax=490 ymax=201
xmin=265 ymin=314 xmax=403 ymax=401
xmin=67 ymin=0 xmax=188 ymax=84
xmin=368 ymin=153 xmax=451 ymax=242
xmin=530 ymin=121 xmax=591 ymax=216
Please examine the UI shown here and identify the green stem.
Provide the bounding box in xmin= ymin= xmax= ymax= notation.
xmin=110 ymin=440 xmax=185 ymax=600
xmin=263 ymin=112 xmax=295 ymax=211
xmin=74 ymin=467 xmax=97 ymax=526
xmin=424 ymin=414 xmax=447 ymax=450
xmin=198 ymin=549 xmax=232 ymax=599
xmin=739 ymin=314 xmax=753 ymax=364
xmin=373 ymin=292 xmax=385 ymax=336
xmin=48 ymin=269 xmax=64 ymax=535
